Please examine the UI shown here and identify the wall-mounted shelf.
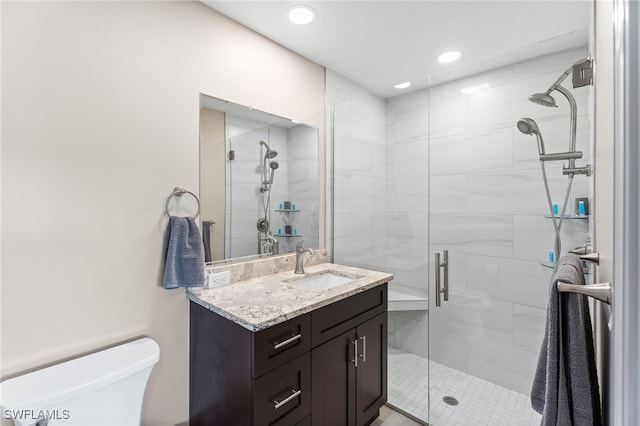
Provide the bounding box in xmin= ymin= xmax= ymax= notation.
xmin=275 ymin=209 xmax=301 ymax=213
xmin=540 ymin=261 xmax=590 ymax=275
xmin=544 ymin=215 xmax=589 ymax=220
xmin=277 ymin=234 xmax=303 ymax=238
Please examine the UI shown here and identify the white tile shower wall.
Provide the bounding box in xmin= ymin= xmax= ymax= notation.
xmin=225 ymin=115 xmax=322 ymax=257
xmin=225 ymin=118 xmax=290 ymax=258
xmin=286 ymin=125 xmax=319 ymax=251
xmin=327 ymin=47 xmax=590 ymax=396
xmin=390 ymin=46 xmax=591 ymax=394
xmin=326 ymin=71 xmax=389 ymax=271
xmin=385 ymin=89 xmax=430 ymax=306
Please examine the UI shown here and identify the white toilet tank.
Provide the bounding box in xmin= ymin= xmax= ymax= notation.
xmin=0 ymin=338 xmax=160 ymax=426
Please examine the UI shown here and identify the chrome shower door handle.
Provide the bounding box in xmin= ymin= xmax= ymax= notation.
xmin=435 ymin=252 xmax=442 ymax=307
xmin=442 ymin=250 xmax=449 ymax=302
xmin=435 ymin=250 xmax=449 ymax=307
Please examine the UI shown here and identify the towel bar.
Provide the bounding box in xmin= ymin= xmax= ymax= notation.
xmin=568 ymin=247 xmax=601 ymax=265
xmin=165 ymin=187 xmax=200 ymax=218
xmin=557 ymin=281 xmax=612 ymax=305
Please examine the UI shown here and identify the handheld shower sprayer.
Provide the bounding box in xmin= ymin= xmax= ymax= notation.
xmin=517 ymin=118 xmax=545 ymax=156
xmin=266 ymin=161 xmax=279 ymax=185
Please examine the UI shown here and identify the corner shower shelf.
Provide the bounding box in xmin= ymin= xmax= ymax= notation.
xmin=540 ymin=262 xmax=590 ymax=275
xmin=544 ymin=215 xmax=589 ymax=220
xmin=388 ymin=290 xmax=429 ymax=312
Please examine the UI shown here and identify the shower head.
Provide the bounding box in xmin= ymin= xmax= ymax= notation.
xmin=527 ymin=64 xmax=574 ymax=108
xmin=265 ymin=149 xmax=278 ymax=159
xmin=258 ymin=141 xmax=278 ymax=158
xmin=517 ymin=117 xmax=546 ymax=156
xmin=528 ymin=64 xmax=579 ymax=160
xmin=528 ymin=92 xmax=557 ymax=107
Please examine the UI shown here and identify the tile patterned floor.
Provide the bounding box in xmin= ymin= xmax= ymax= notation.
xmin=388 ymin=346 xmax=542 ymax=425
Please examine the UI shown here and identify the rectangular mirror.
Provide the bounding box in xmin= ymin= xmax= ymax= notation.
xmin=200 ymin=94 xmax=319 ymax=264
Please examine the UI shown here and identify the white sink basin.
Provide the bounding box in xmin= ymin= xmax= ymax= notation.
xmin=289 ymin=272 xmax=355 ymax=292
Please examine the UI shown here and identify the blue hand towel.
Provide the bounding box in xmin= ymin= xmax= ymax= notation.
xmin=531 ymin=254 xmax=601 ymax=425
xmin=163 ymin=216 xmax=205 ymax=289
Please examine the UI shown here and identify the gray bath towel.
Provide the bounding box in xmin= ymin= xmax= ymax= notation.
xmin=531 ymin=254 xmax=601 ymax=425
xmin=163 ymin=216 xmax=205 ymax=289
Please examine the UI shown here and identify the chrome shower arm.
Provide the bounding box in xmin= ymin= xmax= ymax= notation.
xmin=548 ymin=65 xmax=573 ymax=92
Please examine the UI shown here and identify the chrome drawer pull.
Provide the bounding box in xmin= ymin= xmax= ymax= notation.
xmin=359 ymin=336 xmax=366 ymax=362
xmin=273 ymin=388 xmax=302 ymax=410
xmin=273 ymin=333 xmax=302 ymax=350
xmin=350 ymin=339 xmax=358 ymax=368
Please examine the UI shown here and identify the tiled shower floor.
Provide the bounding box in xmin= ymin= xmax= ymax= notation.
xmin=388 ymin=346 xmax=542 ymax=425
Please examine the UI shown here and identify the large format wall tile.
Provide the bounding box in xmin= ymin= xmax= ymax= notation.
xmin=430 ymin=214 xmax=513 ymax=257
xmin=429 ymin=128 xmax=513 ymax=176
xmin=393 ymin=314 xmax=430 ymax=359
xmin=429 ymin=174 xmax=467 ymax=213
xmin=386 ymin=138 xmax=429 ymax=178
xmin=466 ymin=255 xmax=552 ymax=309
xmin=514 ymin=304 xmax=547 ymax=352
xmin=466 ymin=336 xmax=540 ymax=395
xmin=428 ymin=325 xmax=469 ymax=373
xmin=429 ymin=290 xmax=515 ymax=346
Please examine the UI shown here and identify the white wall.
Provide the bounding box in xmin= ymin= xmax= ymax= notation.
xmin=1 ymin=2 xmax=325 ymax=424
xmin=200 ymin=108 xmax=225 ymax=261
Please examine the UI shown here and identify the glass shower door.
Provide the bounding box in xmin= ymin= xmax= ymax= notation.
xmin=331 ymin=93 xmax=431 ymax=423
xmin=328 ymin=46 xmax=592 ymax=424
xmin=427 ymin=48 xmax=592 ymax=425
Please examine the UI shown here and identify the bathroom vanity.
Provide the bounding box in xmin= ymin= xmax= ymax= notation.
xmin=188 ymin=262 xmax=392 ymax=426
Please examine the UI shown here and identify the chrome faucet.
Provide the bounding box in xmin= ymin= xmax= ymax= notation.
xmin=295 ymin=239 xmax=315 ymax=274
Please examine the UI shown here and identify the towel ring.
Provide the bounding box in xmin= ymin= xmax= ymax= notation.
xmin=165 ymin=187 xmax=200 ymax=218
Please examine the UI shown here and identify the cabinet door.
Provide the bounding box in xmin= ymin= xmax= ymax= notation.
xmin=311 ymin=328 xmax=357 ymax=426
xmin=356 ymin=312 xmax=388 ymax=426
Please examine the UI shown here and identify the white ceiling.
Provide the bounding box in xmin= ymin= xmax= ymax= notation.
xmin=202 ymin=1 xmax=591 ymax=99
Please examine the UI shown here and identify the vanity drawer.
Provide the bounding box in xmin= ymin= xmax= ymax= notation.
xmin=311 ymin=284 xmax=387 ymax=347
xmin=253 ymin=313 xmax=311 ymax=378
xmin=253 ymin=352 xmax=311 ymax=426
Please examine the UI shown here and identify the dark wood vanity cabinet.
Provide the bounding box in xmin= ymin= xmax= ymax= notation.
xmin=189 ymin=283 xmax=388 ymax=426
xmin=311 ymin=312 xmax=387 ymax=426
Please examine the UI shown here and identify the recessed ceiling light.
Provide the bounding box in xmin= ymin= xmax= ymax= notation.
xmin=394 ymin=82 xmax=412 ymax=89
xmin=438 ymin=50 xmax=462 ymax=63
xmin=288 ymin=5 xmax=316 ymax=25
xmin=459 ymin=83 xmax=490 ymax=95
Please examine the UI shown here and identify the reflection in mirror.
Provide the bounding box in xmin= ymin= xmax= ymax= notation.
xmin=200 ymin=95 xmax=319 ymax=264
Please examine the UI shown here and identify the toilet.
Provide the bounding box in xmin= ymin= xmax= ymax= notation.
xmin=0 ymin=338 xmax=160 ymax=426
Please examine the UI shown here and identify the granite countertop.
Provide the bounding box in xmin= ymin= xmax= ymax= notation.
xmin=187 ymin=263 xmax=393 ymax=332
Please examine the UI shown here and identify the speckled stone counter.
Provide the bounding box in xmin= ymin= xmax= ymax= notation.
xmin=187 ymin=263 xmax=393 ymax=332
